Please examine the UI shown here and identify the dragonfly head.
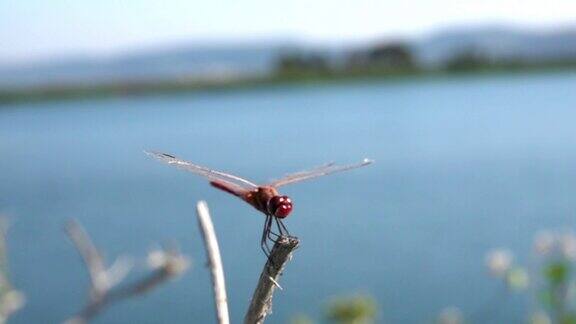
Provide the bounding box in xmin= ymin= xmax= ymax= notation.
xmin=268 ymin=195 xmax=293 ymax=218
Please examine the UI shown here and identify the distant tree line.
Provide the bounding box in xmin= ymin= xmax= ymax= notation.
xmin=274 ymin=42 xmax=418 ymax=78
xmin=274 ymin=41 xmax=576 ymax=78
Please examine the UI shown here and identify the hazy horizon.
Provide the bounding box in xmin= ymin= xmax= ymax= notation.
xmin=1 ymin=20 xmax=576 ymax=67
xmin=1 ymin=0 xmax=576 ymax=64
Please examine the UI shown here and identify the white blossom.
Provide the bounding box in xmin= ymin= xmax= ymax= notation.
xmin=534 ymin=231 xmax=555 ymax=255
xmin=486 ymin=249 xmax=513 ymax=277
xmin=437 ymin=306 xmax=463 ymax=324
xmin=560 ymin=232 xmax=576 ymax=260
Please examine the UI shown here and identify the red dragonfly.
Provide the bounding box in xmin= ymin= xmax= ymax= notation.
xmin=146 ymin=151 xmax=373 ymax=256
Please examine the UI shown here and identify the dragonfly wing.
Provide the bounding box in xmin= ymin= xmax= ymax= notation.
xmin=146 ymin=151 xmax=259 ymax=189
xmin=267 ymin=162 xmax=335 ymax=186
xmin=269 ymin=158 xmax=374 ymax=187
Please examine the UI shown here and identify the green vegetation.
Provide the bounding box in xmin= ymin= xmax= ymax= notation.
xmin=290 ymin=230 xmax=576 ymax=324
xmin=289 ymin=294 xmax=378 ymax=324
xmin=2 ymin=41 xmax=576 ymax=105
xmin=325 ymin=295 xmax=378 ymax=324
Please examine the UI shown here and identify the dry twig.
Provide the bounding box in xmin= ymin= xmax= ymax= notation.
xmin=195 ymin=201 xmax=230 ymax=324
xmin=64 ymin=219 xmax=189 ymax=323
xmin=0 ymin=218 xmax=25 ymax=323
xmin=244 ymin=235 xmax=299 ymax=324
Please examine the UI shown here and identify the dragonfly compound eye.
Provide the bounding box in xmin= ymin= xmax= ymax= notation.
xmin=269 ymin=195 xmax=293 ymax=218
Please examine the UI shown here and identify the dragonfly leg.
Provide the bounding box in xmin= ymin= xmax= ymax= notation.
xmin=264 ymin=215 xmax=280 ymax=237
xmin=267 ymin=223 xmax=281 ymax=240
xmin=262 ymin=215 xmax=286 ymax=273
xmin=260 ymin=215 xmax=273 ymax=257
xmin=275 ymin=217 xmax=290 ymax=236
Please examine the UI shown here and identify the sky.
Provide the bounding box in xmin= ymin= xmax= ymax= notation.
xmin=1 ymin=0 xmax=575 ymax=63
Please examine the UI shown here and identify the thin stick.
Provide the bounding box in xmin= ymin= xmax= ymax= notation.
xmin=244 ymin=235 xmax=299 ymax=324
xmin=196 ymin=201 xmax=230 ymax=324
xmin=64 ymin=220 xmax=108 ymax=298
xmin=0 ymin=217 xmax=25 ymax=321
xmin=64 ymin=220 xmax=189 ymax=323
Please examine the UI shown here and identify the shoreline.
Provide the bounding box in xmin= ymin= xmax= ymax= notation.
xmin=1 ymin=64 xmax=575 ymax=106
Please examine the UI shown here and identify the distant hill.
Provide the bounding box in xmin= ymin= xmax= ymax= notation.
xmin=0 ymin=42 xmax=289 ymax=89
xmin=414 ymin=25 xmax=576 ymax=67
xmin=2 ymin=24 xmax=576 ymax=89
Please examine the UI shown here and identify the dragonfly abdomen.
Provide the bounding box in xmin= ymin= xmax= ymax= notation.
xmin=210 ymin=181 xmax=244 ymax=197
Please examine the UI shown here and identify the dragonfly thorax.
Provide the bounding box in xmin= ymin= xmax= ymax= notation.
xmin=267 ymin=195 xmax=293 ymax=218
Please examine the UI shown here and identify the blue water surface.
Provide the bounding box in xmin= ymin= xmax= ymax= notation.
xmin=1 ymin=72 xmax=576 ymax=323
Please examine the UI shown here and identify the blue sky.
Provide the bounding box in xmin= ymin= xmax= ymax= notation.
xmin=1 ymin=0 xmax=575 ymax=63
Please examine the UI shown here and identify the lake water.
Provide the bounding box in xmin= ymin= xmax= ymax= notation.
xmin=1 ymin=72 xmax=576 ymax=323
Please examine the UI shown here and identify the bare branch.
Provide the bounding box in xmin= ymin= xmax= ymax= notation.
xmin=64 ymin=220 xmax=189 ymax=323
xmin=0 ymin=217 xmax=25 ymax=323
xmin=64 ymin=219 xmax=108 ymax=298
xmin=244 ymin=235 xmax=300 ymax=324
xmin=107 ymin=247 xmax=189 ymax=300
xmin=195 ymin=201 xmax=230 ymax=324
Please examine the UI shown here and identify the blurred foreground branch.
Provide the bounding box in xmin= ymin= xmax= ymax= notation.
xmin=195 ymin=201 xmax=230 ymax=324
xmin=244 ymin=235 xmax=299 ymax=324
xmin=0 ymin=219 xmax=25 ymax=323
xmin=64 ymin=219 xmax=189 ymax=323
